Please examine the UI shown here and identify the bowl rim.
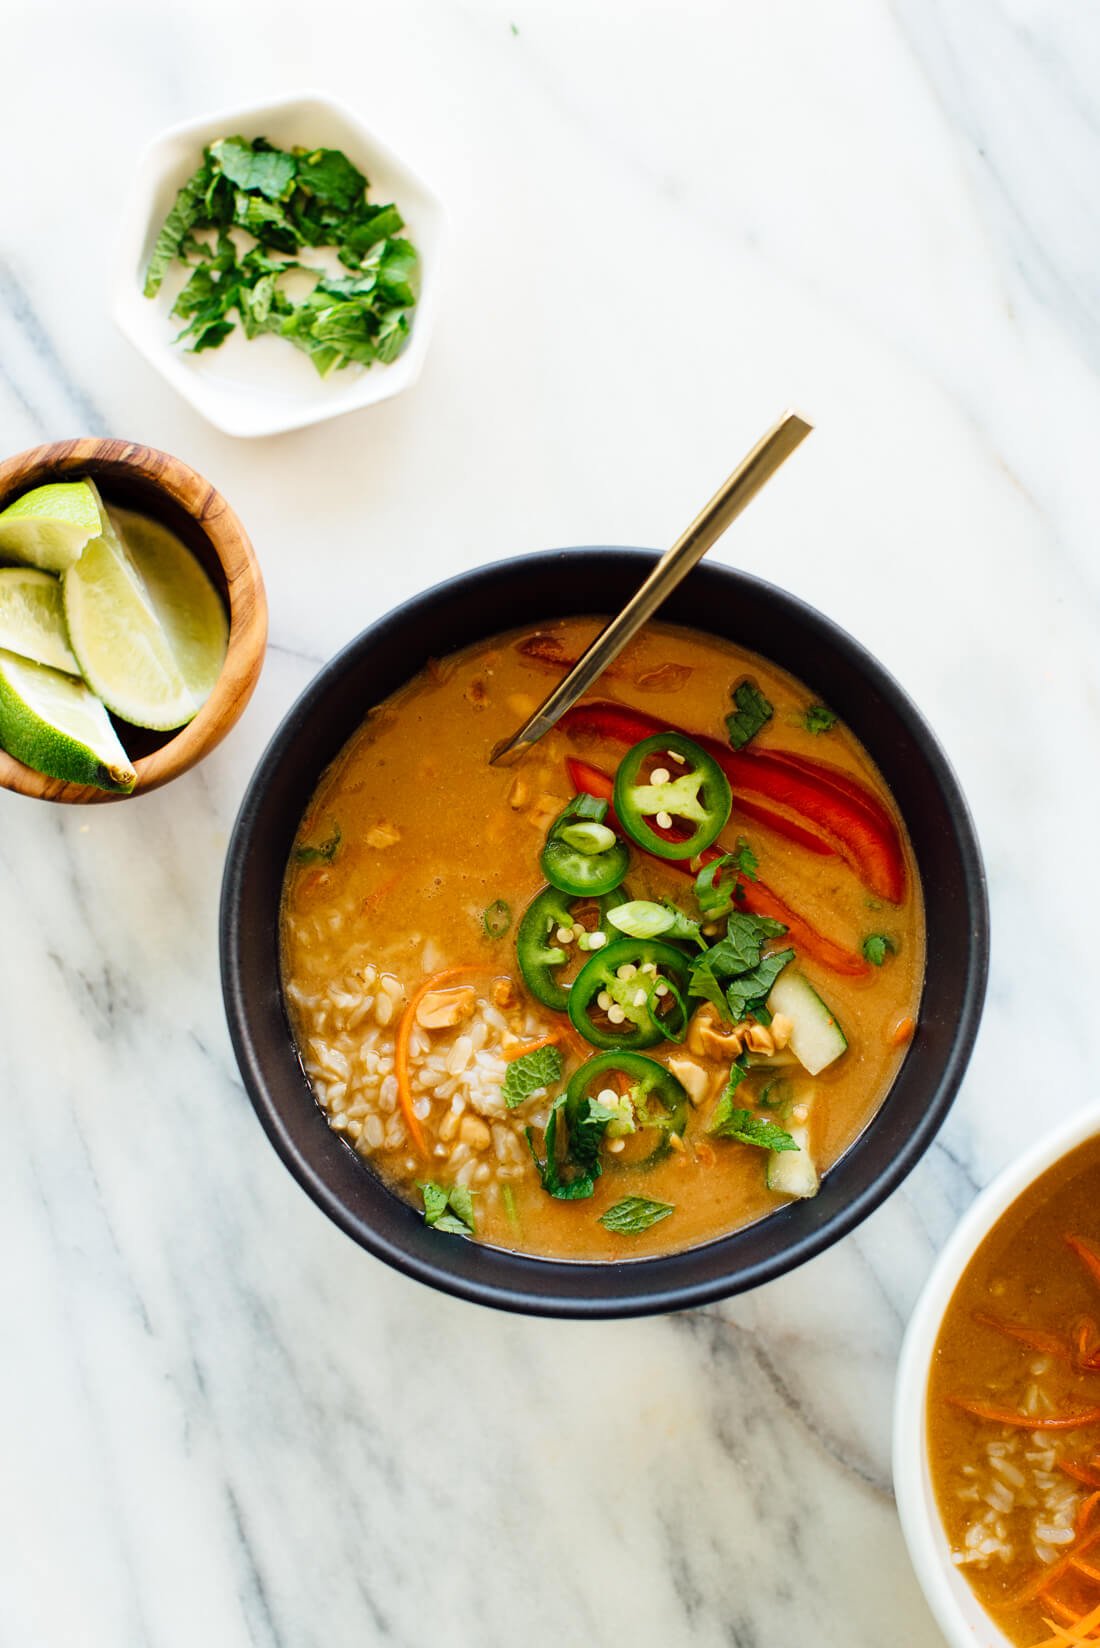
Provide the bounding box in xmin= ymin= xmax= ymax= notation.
xmin=0 ymin=437 xmax=267 ymax=804
xmin=221 ymin=546 xmax=990 ymax=1317
xmin=111 ymin=88 xmax=447 ymax=439
xmin=892 ymin=1103 xmax=1100 ymax=1648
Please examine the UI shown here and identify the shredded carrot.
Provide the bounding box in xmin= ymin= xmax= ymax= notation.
xmin=503 ymin=1033 xmax=562 ymax=1063
xmin=948 ymin=1397 xmax=1100 ymax=1430
xmin=1029 ymin=1600 xmax=1100 ymax=1646
xmin=973 ymin=1311 xmax=1073 ymax=1362
xmin=394 ymin=967 xmax=493 ymax=1156
xmin=1077 ymin=1493 xmax=1100 ymax=1536
xmin=1068 ymin=1237 xmax=1100 ymax=1293
xmin=1015 ymin=1527 xmax=1100 ymax=1605
xmin=890 ymin=1015 xmax=915 ymax=1047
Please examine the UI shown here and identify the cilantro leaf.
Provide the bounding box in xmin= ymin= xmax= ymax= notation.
xmin=726 ymin=680 xmax=773 ymax=750
xmin=724 ymin=947 xmax=795 ymax=1022
xmin=804 ymin=703 xmax=837 ymax=735
xmin=419 ymin=1180 xmax=476 ymax=1235
xmin=211 ymin=136 xmax=297 ymax=199
xmin=502 ymin=1044 xmax=563 ymax=1109
xmin=862 ymin=933 xmax=895 ymax=966
xmin=598 ymin=1197 xmax=675 ymax=1234
xmin=709 ymin=1107 xmax=798 ymax=1152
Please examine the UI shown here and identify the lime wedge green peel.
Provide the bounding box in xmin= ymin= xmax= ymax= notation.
xmin=0 ymin=568 xmax=80 ymax=674
xmin=63 ymin=486 xmax=228 ymax=732
xmin=0 ymin=481 xmax=102 ymax=574
xmin=0 ymin=648 xmax=136 ymax=792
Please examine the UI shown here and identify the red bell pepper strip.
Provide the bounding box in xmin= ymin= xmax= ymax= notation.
xmin=727 ymin=796 xmax=836 ymax=858
xmin=566 ymin=757 xmax=869 ymax=978
xmin=561 ymin=701 xmax=906 ymax=904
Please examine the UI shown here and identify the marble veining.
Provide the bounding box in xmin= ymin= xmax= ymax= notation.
xmin=3 ymin=1 xmax=1099 ymax=1642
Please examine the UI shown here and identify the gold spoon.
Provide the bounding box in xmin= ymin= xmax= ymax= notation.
xmin=489 ymin=409 xmax=813 ymax=767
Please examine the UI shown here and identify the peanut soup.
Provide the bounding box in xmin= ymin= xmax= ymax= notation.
xmin=928 ymin=1137 xmax=1100 ymax=1647
xmin=281 ymin=617 xmax=924 ymax=1261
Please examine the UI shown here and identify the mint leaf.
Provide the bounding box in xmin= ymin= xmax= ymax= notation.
xmin=211 ymin=136 xmax=297 ymax=199
xmin=144 ymin=162 xmax=213 ymax=297
xmin=862 ymin=933 xmax=894 ymax=966
xmin=804 ymin=703 xmax=837 ymax=735
xmin=726 ymin=680 xmax=773 ymax=750
xmin=598 ymin=1197 xmax=675 ymax=1234
xmin=419 ymin=1180 xmax=476 ymax=1235
xmin=525 ymin=1092 xmax=609 ymax=1200
xmin=339 ymin=204 xmax=405 ymax=266
xmin=502 ymin=1044 xmax=563 ymax=1109
xmin=695 ymin=841 xmax=758 ymax=920
xmin=709 ymin=1108 xmax=797 ymax=1152
xmin=296 ymin=146 xmax=368 ymax=209
xmin=724 ymin=947 xmax=794 ymax=1022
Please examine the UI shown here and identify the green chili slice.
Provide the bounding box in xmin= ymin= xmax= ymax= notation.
xmin=567 ymin=936 xmax=692 ymax=1050
xmin=612 ymin=733 xmax=732 ymax=860
xmin=515 ymin=884 xmax=628 ymax=1011
xmin=540 ymin=793 xmax=630 ymax=897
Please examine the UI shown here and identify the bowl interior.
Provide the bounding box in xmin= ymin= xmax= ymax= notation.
xmin=894 ymin=1108 xmax=1100 ymax=1648
xmin=221 ymin=549 xmax=989 ymax=1316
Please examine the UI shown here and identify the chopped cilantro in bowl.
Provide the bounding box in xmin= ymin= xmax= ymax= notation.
xmin=143 ymin=135 xmax=421 ymax=376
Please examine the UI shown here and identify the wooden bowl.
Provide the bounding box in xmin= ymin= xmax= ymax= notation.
xmin=0 ymin=438 xmax=267 ymax=803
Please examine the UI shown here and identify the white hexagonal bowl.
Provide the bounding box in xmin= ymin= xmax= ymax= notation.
xmin=113 ymin=92 xmax=445 ymax=438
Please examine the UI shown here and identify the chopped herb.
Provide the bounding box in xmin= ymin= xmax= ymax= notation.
xmin=598 ymin=1197 xmax=675 ymax=1234
xmin=862 ymin=933 xmax=895 ymax=966
xmin=143 ymin=135 xmax=419 ymax=374
xmin=804 ymin=703 xmax=837 ymax=735
xmin=502 ymin=1044 xmax=563 ymax=1109
xmin=526 ymin=1092 xmax=612 ymax=1199
xmin=501 ymin=1183 xmax=520 ymax=1230
xmin=695 ymin=840 xmax=758 ymax=919
xmin=709 ymin=1107 xmax=798 ymax=1152
xmin=724 ymin=947 xmax=795 ymax=1022
xmin=419 ymin=1180 xmax=476 ymax=1235
xmin=482 ymin=899 xmax=512 ymax=939
xmin=725 ymin=680 xmax=773 ymax=750
xmin=295 ymin=821 xmax=341 ymax=864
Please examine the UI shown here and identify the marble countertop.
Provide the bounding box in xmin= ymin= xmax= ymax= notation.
xmin=5 ymin=2 xmax=1099 ymax=1642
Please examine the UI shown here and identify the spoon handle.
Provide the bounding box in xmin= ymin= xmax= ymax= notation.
xmin=489 ymin=409 xmax=813 ymax=766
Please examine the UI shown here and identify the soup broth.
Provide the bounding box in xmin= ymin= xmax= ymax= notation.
xmin=928 ymin=1137 xmax=1100 ymax=1647
xmin=281 ymin=617 xmax=924 ymax=1262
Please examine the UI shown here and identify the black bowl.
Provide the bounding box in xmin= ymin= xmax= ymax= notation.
xmin=220 ymin=550 xmax=989 ymax=1318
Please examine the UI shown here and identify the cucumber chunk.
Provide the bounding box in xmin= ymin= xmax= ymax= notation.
xmin=767 ymin=970 xmax=846 ymax=1076
xmin=766 ymin=1091 xmax=819 ymax=1199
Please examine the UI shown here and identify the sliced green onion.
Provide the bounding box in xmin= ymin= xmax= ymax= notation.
xmin=607 ymin=900 xmax=676 ymax=940
xmin=482 ymin=899 xmax=512 ymax=939
xmin=559 ymin=820 xmax=618 ymax=855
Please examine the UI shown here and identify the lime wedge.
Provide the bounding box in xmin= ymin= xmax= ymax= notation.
xmin=0 ymin=568 xmax=80 ymax=674
xmin=0 ymin=481 xmax=102 ymax=574
xmin=0 ymin=648 xmax=136 ymax=791
xmin=111 ymin=506 xmax=228 ymax=705
xmin=64 ymin=488 xmax=227 ymax=731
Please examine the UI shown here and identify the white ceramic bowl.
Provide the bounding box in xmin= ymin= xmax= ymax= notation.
xmin=113 ymin=91 xmax=445 ymax=438
xmin=893 ymin=1105 xmax=1100 ymax=1648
